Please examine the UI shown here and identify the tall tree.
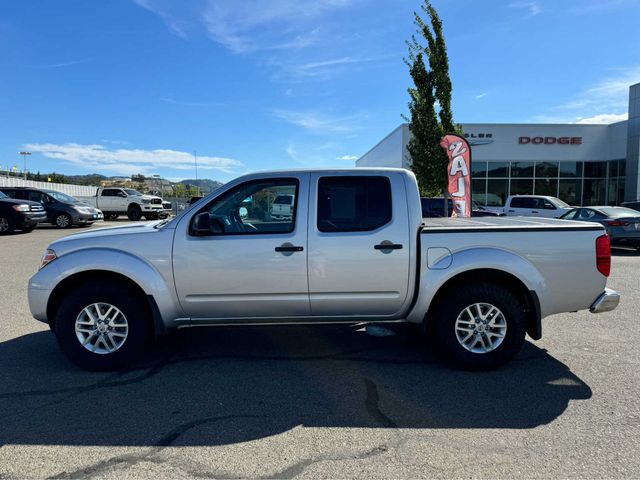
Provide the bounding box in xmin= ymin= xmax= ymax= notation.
xmin=404 ymin=1 xmax=457 ymax=198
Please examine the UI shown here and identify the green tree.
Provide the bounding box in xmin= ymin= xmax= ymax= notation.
xmin=404 ymin=1 xmax=458 ymax=199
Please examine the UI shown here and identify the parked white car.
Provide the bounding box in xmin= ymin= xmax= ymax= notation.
xmin=484 ymin=195 xmax=573 ymax=218
xmin=270 ymin=194 xmax=295 ymax=220
xmin=78 ymin=187 xmax=166 ymax=221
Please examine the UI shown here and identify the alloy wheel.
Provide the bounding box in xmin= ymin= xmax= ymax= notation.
xmin=75 ymin=303 xmax=129 ymax=354
xmin=454 ymin=302 xmax=507 ymax=354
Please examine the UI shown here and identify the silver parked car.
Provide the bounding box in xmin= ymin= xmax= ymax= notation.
xmin=28 ymin=168 xmax=619 ymax=371
xmin=560 ymin=206 xmax=640 ymax=251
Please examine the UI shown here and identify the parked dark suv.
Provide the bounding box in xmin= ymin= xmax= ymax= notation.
xmin=1 ymin=187 xmax=103 ymax=228
xmin=0 ymin=190 xmax=47 ymax=234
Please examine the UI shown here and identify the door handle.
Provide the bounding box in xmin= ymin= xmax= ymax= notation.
xmin=508 ymin=209 xmax=515 ymax=212
xmin=275 ymin=244 xmax=304 ymax=252
xmin=531 ymin=210 xmax=539 ymax=213
xmin=374 ymin=243 xmax=403 ymax=250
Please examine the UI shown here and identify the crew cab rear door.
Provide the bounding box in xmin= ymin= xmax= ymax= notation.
xmin=307 ymin=172 xmax=411 ymax=317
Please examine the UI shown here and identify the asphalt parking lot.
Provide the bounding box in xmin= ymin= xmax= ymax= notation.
xmin=0 ymin=221 xmax=639 ymax=479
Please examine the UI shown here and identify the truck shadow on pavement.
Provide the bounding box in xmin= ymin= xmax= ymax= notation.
xmin=0 ymin=324 xmax=591 ymax=447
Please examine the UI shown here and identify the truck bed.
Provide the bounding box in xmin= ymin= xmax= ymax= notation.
xmin=421 ymin=216 xmax=603 ymax=232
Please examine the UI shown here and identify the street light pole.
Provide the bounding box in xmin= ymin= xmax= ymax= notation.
xmin=193 ymin=150 xmax=200 ymax=196
xmin=19 ymin=151 xmax=32 ymax=180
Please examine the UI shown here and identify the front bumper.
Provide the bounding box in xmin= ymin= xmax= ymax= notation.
xmin=19 ymin=212 xmax=47 ymax=227
xmin=75 ymin=211 xmax=104 ymax=223
xmin=590 ymin=288 xmax=620 ymax=313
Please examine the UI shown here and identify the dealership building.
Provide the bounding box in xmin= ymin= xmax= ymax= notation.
xmin=357 ymin=82 xmax=640 ymax=206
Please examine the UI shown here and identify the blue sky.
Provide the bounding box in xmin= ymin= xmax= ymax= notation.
xmin=1 ymin=0 xmax=639 ymax=182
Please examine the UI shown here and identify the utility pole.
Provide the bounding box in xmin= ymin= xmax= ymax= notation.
xmin=19 ymin=151 xmax=31 ymax=180
xmin=193 ymin=150 xmax=200 ymax=196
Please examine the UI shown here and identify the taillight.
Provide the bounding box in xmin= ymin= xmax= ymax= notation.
xmin=595 ymin=234 xmax=611 ymax=277
xmin=606 ymin=220 xmax=628 ymax=227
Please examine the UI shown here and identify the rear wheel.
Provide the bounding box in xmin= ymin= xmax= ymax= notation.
xmin=0 ymin=216 xmax=14 ymax=234
xmin=430 ymin=283 xmax=526 ymax=370
xmin=54 ymin=213 xmax=72 ymax=228
xmin=22 ymin=225 xmax=37 ymax=233
xmin=127 ymin=205 xmax=142 ymax=221
xmin=106 ymin=213 xmax=119 ymax=221
xmin=55 ymin=283 xmax=151 ymax=370
xmin=144 ymin=212 xmax=158 ymax=220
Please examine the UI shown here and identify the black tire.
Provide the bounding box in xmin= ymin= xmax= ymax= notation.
xmin=54 ymin=213 xmax=72 ymax=228
xmin=144 ymin=212 xmax=158 ymax=220
xmin=21 ymin=225 xmax=37 ymax=233
xmin=127 ymin=205 xmax=142 ymax=221
xmin=0 ymin=216 xmax=14 ymax=234
xmin=106 ymin=213 xmax=119 ymax=221
xmin=430 ymin=283 xmax=526 ymax=370
xmin=55 ymin=283 xmax=151 ymax=371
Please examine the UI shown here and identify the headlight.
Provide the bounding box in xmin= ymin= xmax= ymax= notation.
xmin=12 ymin=204 xmax=30 ymax=212
xmin=40 ymin=249 xmax=57 ymax=270
xmin=73 ymin=206 xmax=92 ymax=214
xmin=141 ymin=199 xmax=151 ymax=204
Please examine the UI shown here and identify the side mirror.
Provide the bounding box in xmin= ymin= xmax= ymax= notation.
xmin=192 ymin=213 xmax=225 ymax=236
xmin=118 ymin=192 xmax=127 ymax=198
xmin=192 ymin=212 xmax=211 ymax=235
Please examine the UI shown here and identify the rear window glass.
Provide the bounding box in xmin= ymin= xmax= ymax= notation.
xmin=511 ymin=197 xmax=535 ymax=208
xmin=317 ymin=176 xmax=392 ymax=232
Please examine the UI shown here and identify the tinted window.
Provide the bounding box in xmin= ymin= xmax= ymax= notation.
xmin=510 ymin=197 xmax=535 ymax=209
xmin=101 ymin=189 xmax=117 ymax=197
xmin=317 ymin=176 xmax=391 ymax=232
xmin=562 ymin=210 xmax=578 ymax=220
xmin=274 ymin=195 xmax=293 ymax=205
xmin=0 ymin=191 xmax=6 ymax=199
xmin=197 ymin=178 xmax=298 ymax=235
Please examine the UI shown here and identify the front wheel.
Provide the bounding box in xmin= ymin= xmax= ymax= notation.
xmin=55 ymin=283 xmax=151 ymax=370
xmin=0 ymin=216 xmax=14 ymax=234
xmin=430 ymin=283 xmax=526 ymax=370
xmin=54 ymin=213 xmax=72 ymax=228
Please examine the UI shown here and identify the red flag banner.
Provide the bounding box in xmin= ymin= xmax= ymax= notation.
xmin=440 ymin=134 xmax=472 ymax=217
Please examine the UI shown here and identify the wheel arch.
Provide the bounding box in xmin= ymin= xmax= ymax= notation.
xmin=46 ymin=270 xmax=163 ymax=336
xmin=424 ymin=268 xmax=542 ymax=340
xmin=127 ymin=202 xmax=141 ymax=211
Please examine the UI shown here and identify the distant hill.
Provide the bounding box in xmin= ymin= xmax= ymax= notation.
xmin=178 ymin=179 xmax=224 ymax=194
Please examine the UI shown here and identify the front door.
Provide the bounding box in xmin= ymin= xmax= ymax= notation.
xmin=172 ymin=174 xmax=310 ymax=320
xmin=307 ymin=173 xmax=411 ymax=317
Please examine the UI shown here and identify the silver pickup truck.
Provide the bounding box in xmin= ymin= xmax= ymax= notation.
xmin=28 ymin=168 xmax=620 ymax=371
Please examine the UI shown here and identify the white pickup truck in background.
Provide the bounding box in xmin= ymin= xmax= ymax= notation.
xmin=483 ymin=195 xmax=574 ymax=218
xmin=29 ymin=168 xmax=619 ymax=371
xmin=78 ymin=187 xmax=167 ymax=221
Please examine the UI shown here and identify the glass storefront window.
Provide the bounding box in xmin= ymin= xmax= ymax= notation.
xmin=618 ymin=181 xmax=625 ymax=204
xmin=609 ymin=160 xmax=618 ymax=178
xmin=584 ymin=161 xmax=607 ymax=178
xmin=608 ymin=178 xmax=618 ymax=205
xmin=487 ymin=162 xmax=509 ymax=177
xmin=510 ymin=179 xmax=533 ymax=196
xmin=534 ymin=178 xmax=558 ymax=196
xmin=535 ymin=161 xmax=559 ymax=178
xmin=619 ymin=159 xmax=626 ymax=177
xmin=559 ymin=179 xmax=581 ymax=205
xmin=583 ymin=179 xmax=606 ymax=206
xmin=510 ymin=162 xmax=535 ymax=177
xmin=471 ymin=161 xmax=487 ymax=177
xmin=472 ymin=178 xmax=487 ymax=204
xmin=559 ymin=162 xmax=582 ymax=177
xmin=487 ymin=179 xmax=508 ymax=206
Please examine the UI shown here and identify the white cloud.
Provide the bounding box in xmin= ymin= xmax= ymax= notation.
xmin=202 ymin=0 xmax=354 ymax=53
xmin=30 ymin=58 xmax=91 ymax=69
xmin=536 ymin=65 xmax=640 ymax=123
xmin=575 ymin=113 xmax=629 ymax=124
xmin=336 ymin=155 xmax=358 ymax=161
xmin=132 ymin=0 xmax=190 ymax=38
xmin=24 ymin=143 xmax=243 ymax=175
xmin=272 ymin=109 xmax=365 ymax=134
xmin=508 ymin=1 xmax=541 ymax=17
xmin=160 ymin=97 xmax=222 ymax=107
xmin=475 ymin=92 xmax=488 ymax=99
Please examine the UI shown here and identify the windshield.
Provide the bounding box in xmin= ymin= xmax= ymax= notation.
xmin=46 ymin=191 xmax=79 ymax=203
xmin=0 ymin=191 xmax=7 ymax=199
xmin=599 ymin=207 xmax=640 ymax=217
xmin=124 ymin=189 xmax=143 ymax=196
xmin=552 ymin=198 xmax=571 ymax=208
